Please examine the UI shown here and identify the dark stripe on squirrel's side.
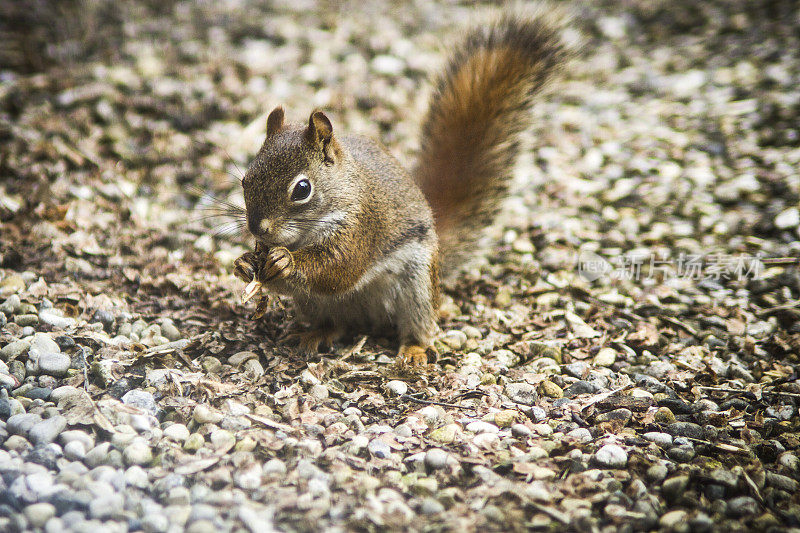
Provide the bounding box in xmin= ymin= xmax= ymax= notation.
xmin=413 ymin=12 xmax=573 ymax=273
xmin=382 ymin=221 xmax=432 ymax=255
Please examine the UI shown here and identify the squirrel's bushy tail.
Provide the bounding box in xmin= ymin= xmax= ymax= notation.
xmin=413 ymin=10 xmax=573 ymax=274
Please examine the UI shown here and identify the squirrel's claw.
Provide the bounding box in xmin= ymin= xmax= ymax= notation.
xmin=285 ymin=327 xmax=343 ymax=354
xmin=233 ymin=252 xmax=259 ymax=282
xmin=258 ymin=247 xmax=294 ymax=282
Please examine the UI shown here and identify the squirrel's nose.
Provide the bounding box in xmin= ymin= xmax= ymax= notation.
xmin=248 ymin=216 xmax=271 ymax=236
xmin=247 ymin=216 xmax=263 ymax=236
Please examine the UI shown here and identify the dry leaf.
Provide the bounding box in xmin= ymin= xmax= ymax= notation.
xmin=564 ymin=311 xmax=601 ymax=338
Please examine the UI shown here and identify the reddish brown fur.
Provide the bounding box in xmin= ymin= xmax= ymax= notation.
xmin=414 ymin=15 xmax=570 ymax=272
xmin=288 ymin=206 xmax=390 ymax=295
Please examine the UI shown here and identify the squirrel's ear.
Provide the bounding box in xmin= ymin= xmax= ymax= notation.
xmin=266 ymin=106 xmax=285 ymax=137
xmin=306 ymin=110 xmax=335 ymax=163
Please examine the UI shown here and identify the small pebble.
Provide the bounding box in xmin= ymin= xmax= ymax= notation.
xmin=727 ymin=496 xmax=759 ymax=517
xmin=667 ymin=445 xmax=695 ymax=463
xmin=493 ymin=409 xmax=516 ymax=428
xmin=775 ymin=207 xmax=799 ymax=229
xmin=38 ymin=309 xmax=76 ymax=329
xmin=419 ymin=497 xmax=445 ymax=515
xmin=538 ymin=380 xmax=563 ymax=398
xmin=163 ymin=423 xmax=190 ymax=442
xmin=243 ymin=358 xmax=264 ymax=377
xmin=309 ymin=384 xmax=329 ymax=400
xmin=417 ymin=406 xmax=440 ymax=425
xmin=661 ymin=475 xmax=689 ymax=502
xmin=183 ymin=433 xmax=205 ymax=452
xmin=659 ymin=509 xmax=688 ymax=531
xmin=63 ymin=440 xmax=87 ymax=461
xmin=665 ymin=422 xmax=704 ymax=439
xmin=263 ymin=458 xmax=287 ymax=476
xmin=51 ymin=385 xmax=81 ymax=403
xmin=160 ymin=322 xmax=181 ymax=341
xmin=1 ymin=339 xmax=30 ymax=360
xmin=592 ymin=347 xmax=616 ymax=366
xmin=593 ymin=444 xmax=628 ymax=468
xmin=505 ymin=382 xmax=538 ymax=405
xmin=465 ymin=421 xmax=499 ymax=434
xmin=767 ymin=471 xmax=799 ymax=492
xmin=209 ymin=429 xmax=235 ymax=450
xmin=511 ymin=424 xmax=533 ymax=438
xmin=567 ymin=428 xmax=592 ymax=442
xmin=0 ymin=294 xmax=21 ymax=314
xmin=233 ymin=463 xmax=263 ymax=491
xmin=654 ymin=407 xmax=676 ymax=424
xmin=122 ymin=390 xmax=159 ymax=416
xmin=385 ymin=380 xmax=408 ymax=396
xmin=193 ymin=404 xmax=223 ymax=424
xmin=141 ymin=513 xmax=170 ymax=533
xmin=642 ymin=432 xmax=673 ymax=448
xmin=441 ymin=329 xmax=467 ymax=350
xmin=563 ymin=380 xmax=599 ymax=397
xmin=36 ymin=352 xmax=71 ymax=377
xmin=123 ymin=439 xmax=153 ymax=466
xmin=368 ymin=439 xmax=392 ymax=459
xmin=14 ymin=313 xmax=39 ymax=326
xmin=24 ymin=502 xmax=56 ymax=528
xmin=424 ymin=448 xmax=449 ymax=470
xmin=595 ymin=408 xmax=632 ymax=424
xmin=7 ymin=412 xmax=43 ymax=435
xmin=4 ymin=434 xmax=32 ymax=453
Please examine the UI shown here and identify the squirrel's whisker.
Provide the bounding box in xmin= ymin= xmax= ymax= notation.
xmin=194 ymin=206 xmax=246 ymax=217
xmin=212 ymin=222 xmax=247 ymax=237
xmin=190 ymin=213 xmax=246 ymax=224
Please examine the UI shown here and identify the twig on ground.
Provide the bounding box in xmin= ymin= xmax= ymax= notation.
xmin=658 ymin=315 xmax=698 ymax=336
xmin=340 ymin=335 xmax=368 ymax=361
xmin=401 ymin=393 xmax=478 ymax=413
xmin=757 ymin=299 xmax=800 ymax=318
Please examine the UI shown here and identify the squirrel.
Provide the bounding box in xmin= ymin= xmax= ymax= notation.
xmin=232 ymin=12 xmax=571 ymax=365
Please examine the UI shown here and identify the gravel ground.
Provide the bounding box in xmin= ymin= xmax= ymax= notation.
xmin=2 ymin=0 xmax=800 ymax=531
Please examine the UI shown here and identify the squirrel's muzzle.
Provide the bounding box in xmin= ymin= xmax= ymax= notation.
xmin=247 ymin=215 xmax=271 ymax=237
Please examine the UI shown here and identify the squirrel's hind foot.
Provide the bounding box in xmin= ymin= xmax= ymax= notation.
xmin=398 ymin=344 xmax=437 ymax=367
xmin=286 ymin=327 xmax=343 ymax=355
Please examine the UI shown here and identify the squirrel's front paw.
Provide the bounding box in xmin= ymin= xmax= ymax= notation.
xmin=257 ymin=247 xmax=294 ymax=282
xmin=233 ymin=251 xmax=262 ymax=282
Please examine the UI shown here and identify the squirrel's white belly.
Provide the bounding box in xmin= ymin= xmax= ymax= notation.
xmin=293 ymin=240 xmax=436 ymax=341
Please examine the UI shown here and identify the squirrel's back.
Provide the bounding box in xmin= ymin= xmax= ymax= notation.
xmin=413 ymin=11 xmax=573 ymax=273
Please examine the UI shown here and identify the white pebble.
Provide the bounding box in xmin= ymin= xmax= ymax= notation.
xmin=594 ymin=444 xmax=628 ymax=468
xmin=385 ymin=380 xmax=408 ymax=396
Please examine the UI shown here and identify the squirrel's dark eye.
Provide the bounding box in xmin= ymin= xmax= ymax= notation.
xmin=290 ymin=178 xmax=312 ymax=202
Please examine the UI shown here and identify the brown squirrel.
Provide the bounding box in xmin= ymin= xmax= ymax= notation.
xmin=232 ymin=13 xmax=571 ymax=365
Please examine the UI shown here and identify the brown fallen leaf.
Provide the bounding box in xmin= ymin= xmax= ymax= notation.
xmin=174 ymin=456 xmax=221 ymax=475
xmin=564 ymin=311 xmax=601 ymax=338
xmin=246 ymin=413 xmax=296 ymax=434
xmin=627 ymin=322 xmax=660 ymax=348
